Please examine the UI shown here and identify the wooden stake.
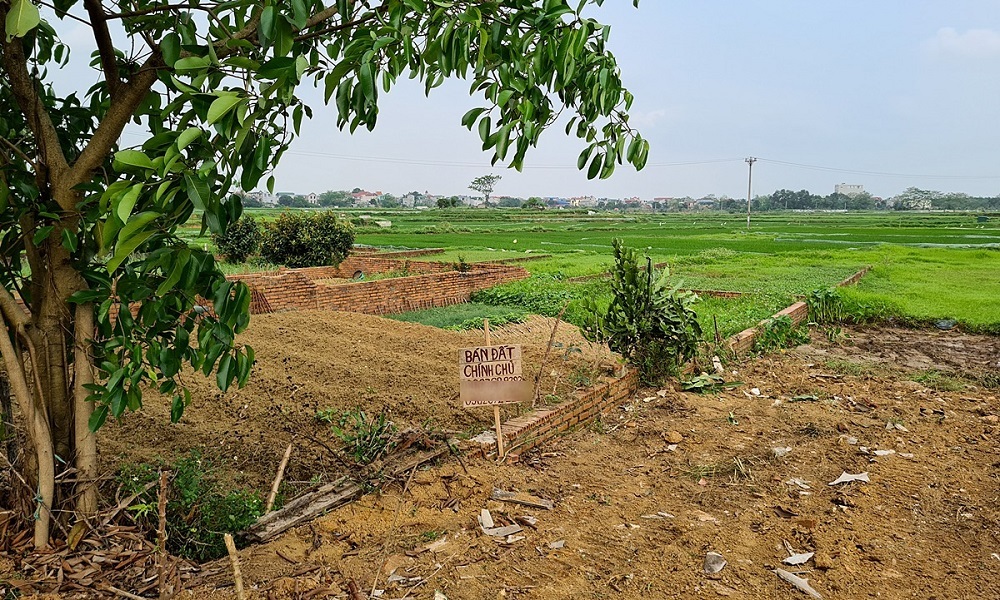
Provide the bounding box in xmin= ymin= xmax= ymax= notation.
xmin=157 ymin=471 xmax=169 ymax=600
xmin=266 ymin=443 xmax=293 ymax=513
xmin=484 ymin=319 xmax=504 ymax=458
xmin=224 ymin=533 xmax=246 ymax=600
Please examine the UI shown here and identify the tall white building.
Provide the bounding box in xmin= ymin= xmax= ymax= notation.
xmin=835 ymin=183 xmax=864 ymax=197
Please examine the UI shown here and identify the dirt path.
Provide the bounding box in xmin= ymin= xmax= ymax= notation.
xmin=182 ymin=326 xmax=1000 ymax=599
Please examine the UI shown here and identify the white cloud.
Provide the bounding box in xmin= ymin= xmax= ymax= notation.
xmin=628 ymin=108 xmax=670 ymax=128
xmin=924 ymin=27 xmax=1000 ymax=59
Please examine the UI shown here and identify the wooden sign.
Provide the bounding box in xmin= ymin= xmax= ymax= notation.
xmin=459 ymin=344 xmax=531 ymax=407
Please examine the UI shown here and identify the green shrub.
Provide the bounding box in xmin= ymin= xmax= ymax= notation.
xmin=213 ymin=214 xmax=261 ymax=263
xmin=261 ymin=210 xmax=355 ymax=267
xmin=117 ymin=451 xmax=264 ymax=562
xmin=580 ymin=239 xmax=702 ymax=384
xmin=752 ymin=315 xmax=810 ymax=353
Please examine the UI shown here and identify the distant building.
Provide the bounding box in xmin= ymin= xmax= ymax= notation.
xmin=247 ymin=190 xmax=278 ymax=206
xmin=351 ymin=190 xmax=382 ymax=206
xmin=569 ymin=195 xmax=598 ymax=208
xmin=835 ymin=183 xmax=864 ymax=197
xmin=305 ymin=193 xmax=319 ymax=205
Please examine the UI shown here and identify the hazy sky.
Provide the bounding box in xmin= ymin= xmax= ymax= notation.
xmin=54 ymin=1 xmax=1000 ymax=199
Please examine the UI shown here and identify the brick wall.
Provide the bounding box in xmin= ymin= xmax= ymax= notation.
xmin=474 ymin=368 xmax=641 ymax=459
xmin=226 ymin=256 xmax=529 ymax=315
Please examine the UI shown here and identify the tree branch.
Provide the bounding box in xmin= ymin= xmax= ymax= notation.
xmin=0 ymin=8 xmax=71 ymax=203
xmin=83 ymin=0 xmax=122 ymax=99
xmin=68 ymin=53 xmax=164 ymax=187
xmin=0 ymin=285 xmax=30 ymax=329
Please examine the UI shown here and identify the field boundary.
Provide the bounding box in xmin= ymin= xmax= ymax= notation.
xmin=474 ymin=265 xmax=874 ymax=459
xmin=725 ymin=265 xmax=872 ymax=355
xmin=472 ymin=368 xmax=641 ymax=460
xmin=227 ymin=254 xmax=530 ymax=316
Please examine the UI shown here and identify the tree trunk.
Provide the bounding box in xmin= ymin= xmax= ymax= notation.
xmin=73 ymin=303 xmax=98 ymax=516
xmin=0 ymin=322 xmax=54 ymax=548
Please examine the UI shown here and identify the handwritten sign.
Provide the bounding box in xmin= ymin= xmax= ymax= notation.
xmin=459 ymin=344 xmax=531 ymax=407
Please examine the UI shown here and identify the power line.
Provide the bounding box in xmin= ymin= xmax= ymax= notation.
xmin=283 ymin=149 xmax=743 ymax=170
xmin=756 ymin=157 xmax=1000 ymax=180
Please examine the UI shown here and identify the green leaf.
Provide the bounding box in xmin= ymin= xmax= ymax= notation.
xmin=107 ymin=230 xmax=154 ymax=272
xmin=160 ymin=33 xmax=180 ymax=66
xmin=119 ymin=211 xmax=161 ymax=243
xmin=61 ymin=228 xmax=77 ymax=253
xmin=206 ymin=93 xmax=243 ymax=124
xmin=114 ymin=149 xmax=154 ymax=170
xmin=176 ymin=127 xmax=202 ymax=150
xmin=115 ymin=184 xmax=143 ymax=223
xmin=170 ymin=394 xmax=185 ymax=423
xmin=32 ymin=225 xmax=54 ymax=246
xmin=183 ymin=174 xmax=209 ymax=211
xmin=88 ymin=404 xmax=109 ymax=432
xmin=216 ymin=353 xmax=233 ymax=392
xmin=5 ymin=0 xmax=40 ymax=40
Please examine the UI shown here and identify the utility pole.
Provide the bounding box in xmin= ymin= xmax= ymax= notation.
xmin=745 ymin=156 xmax=757 ymax=229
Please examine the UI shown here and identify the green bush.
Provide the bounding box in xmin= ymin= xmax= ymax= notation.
xmin=117 ymin=451 xmax=264 ymax=562
xmin=752 ymin=315 xmax=810 ymax=353
xmin=580 ymin=239 xmax=702 ymax=384
xmin=261 ymin=210 xmax=355 ymax=267
xmin=213 ymin=214 xmax=262 ymax=263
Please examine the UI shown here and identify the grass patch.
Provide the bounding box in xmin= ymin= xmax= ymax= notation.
xmin=387 ymin=302 xmax=528 ymax=330
xmin=910 ymin=369 xmax=967 ymax=391
xmin=824 ymin=359 xmax=881 ymax=378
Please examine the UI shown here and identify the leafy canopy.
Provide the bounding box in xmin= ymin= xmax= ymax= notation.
xmin=0 ymin=0 xmax=647 ymax=429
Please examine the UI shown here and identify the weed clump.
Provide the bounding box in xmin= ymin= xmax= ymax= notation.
xmin=117 ymin=451 xmax=264 ymax=562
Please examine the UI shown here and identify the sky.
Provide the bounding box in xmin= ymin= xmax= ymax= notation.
xmin=49 ymin=1 xmax=1000 ymax=200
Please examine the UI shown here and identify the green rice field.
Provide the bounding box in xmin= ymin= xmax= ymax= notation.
xmin=196 ymin=209 xmax=1000 ymax=335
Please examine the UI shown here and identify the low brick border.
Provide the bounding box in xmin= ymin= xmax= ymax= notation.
xmin=474 ymin=265 xmax=874 ymax=458
xmin=472 ymin=368 xmax=641 ymax=459
xmin=725 ymin=265 xmax=872 ymax=355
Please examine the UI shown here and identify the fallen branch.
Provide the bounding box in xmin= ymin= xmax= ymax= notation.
xmin=243 ymin=441 xmax=453 ymax=543
xmin=265 ymin=444 xmax=293 ymax=513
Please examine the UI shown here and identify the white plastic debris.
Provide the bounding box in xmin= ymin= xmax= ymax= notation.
xmin=828 ymin=471 xmax=870 ymax=486
xmin=772 ymin=446 xmax=792 ymax=458
xmin=704 ymin=552 xmax=727 ymax=574
xmin=782 ymin=552 xmax=815 ymax=566
xmin=873 ymin=449 xmax=895 ymax=457
xmin=785 ymin=478 xmax=811 ymax=490
xmin=774 ymin=569 xmax=822 ymax=599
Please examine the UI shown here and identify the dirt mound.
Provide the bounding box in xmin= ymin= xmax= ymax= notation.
xmin=183 ymin=326 xmax=999 ymax=599
xmin=98 ymin=311 xmax=613 ymax=491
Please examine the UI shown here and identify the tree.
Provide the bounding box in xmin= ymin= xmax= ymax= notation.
xmin=470 ymin=174 xmax=502 ymax=206
xmin=319 ymin=190 xmax=351 ymax=207
xmin=260 ymin=211 xmax=354 ymax=268
xmin=581 ymin=239 xmax=701 ymax=384
xmin=436 ymin=197 xmax=459 ymax=208
xmin=522 ymin=197 xmax=544 ymax=209
xmin=0 ymin=0 xmax=647 ymax=548
xmin=278 ymin=194 xmax=295 ymax=206
xmin=214 ymin=215 xmax=262 ymax=263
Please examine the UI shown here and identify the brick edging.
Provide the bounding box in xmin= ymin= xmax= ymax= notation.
xmin=724 ymin=265 xmax=872 ymax=355
xmin=472 ymin=369 xmax=641 ymax=459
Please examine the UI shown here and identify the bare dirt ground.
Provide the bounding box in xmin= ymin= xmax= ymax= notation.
xmin=178 ymin=325 xmax=1000 ymax=600
xmin=7 ymin=321 xmax=1000 ymax=599
xmin=98 ymin=311 xmax=615 ymax=491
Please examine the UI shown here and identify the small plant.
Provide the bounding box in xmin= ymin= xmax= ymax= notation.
xmin=726 ymin=411 xmax=739 ymax=425
xmin=327 ymin=408 xmax=398 ymax=465
xmin=823 ymin=325 xmax=844 ymax=343
xmin=807 ymin=287 xmax=846 ymax=324
xmin=260 ymin=210 xmax=355 ymax=267
xmin=453 ymin=255 xmax=471 ymax=272
xmin=581 ymin=239 xmax=702 ymax=384
xmin=911 ymin=370 xmax=966 ymax=392
xmin=752 ymin=315 xmax=810 ymax=354
xmin=116 ymin=451 xmax=264 ymax=562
